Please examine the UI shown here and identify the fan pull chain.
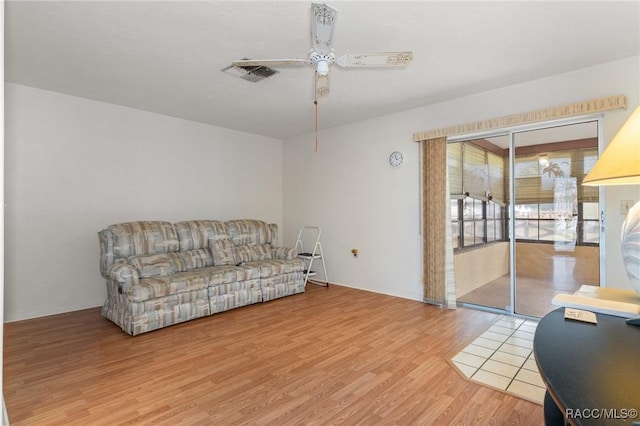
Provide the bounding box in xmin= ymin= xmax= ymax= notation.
xmin=314 ymin=99 xmax=319 ymax=153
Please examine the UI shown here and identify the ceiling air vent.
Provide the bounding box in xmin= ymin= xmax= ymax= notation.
xmin=222 ymin=59 xmax=279 ymax=83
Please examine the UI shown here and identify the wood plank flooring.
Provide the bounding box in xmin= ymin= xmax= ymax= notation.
xmin=457 ymin=273 xmax=582 ymax=318
xmin=4 ymin=284 xmax=543 ymax=425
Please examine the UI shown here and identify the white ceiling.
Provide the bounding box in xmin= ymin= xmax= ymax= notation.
xmin=5 ymin=1 xmax=640 ymax=140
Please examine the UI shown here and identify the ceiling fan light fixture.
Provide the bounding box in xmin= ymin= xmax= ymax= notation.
xmin=316 ymin=60 xmax=329 ymax=76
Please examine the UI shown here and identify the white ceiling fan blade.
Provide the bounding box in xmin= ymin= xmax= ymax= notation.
xmin=315 ymin=72 xmax=330 ymax=97
xmin=232 ymin=58 xmax=309 ymax=68
xmin=336 ymin=52 xmax=414 ymax=68
xmin=311 ymin=3 xmax=337 ymax=52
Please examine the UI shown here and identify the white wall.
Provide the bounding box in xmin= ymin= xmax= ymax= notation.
xmin=5 ymin=83 xmax=284 ymax=321
xmin=5 ymin=56 xmax=639 ymax=321
xmin=283 ymin=56 xmax=640 ymax=301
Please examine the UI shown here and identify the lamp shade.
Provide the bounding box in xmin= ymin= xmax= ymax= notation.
xmin=583 ymin=106 xmax=640 ymax=186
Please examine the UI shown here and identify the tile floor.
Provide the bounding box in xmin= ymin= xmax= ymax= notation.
xmin=450 ymin=316 xmax=546 ymax=405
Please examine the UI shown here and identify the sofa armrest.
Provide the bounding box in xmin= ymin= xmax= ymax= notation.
xmin=271 ymin=247 xmax=296 ymax=261
xmin=106 ymin=260 xmax=139 ymax=289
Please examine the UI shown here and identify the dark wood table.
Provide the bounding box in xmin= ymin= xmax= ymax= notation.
xmin=534 ymin=308 xmax=640 ymax=425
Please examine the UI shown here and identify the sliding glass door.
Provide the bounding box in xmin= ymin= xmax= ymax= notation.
xmin=450 ymin=119 xmax=602 ymax=318
xmin=449 ymin=135 xmax=511 ymax=312
xmin=510 ymin=121 xmax=600 ymax=317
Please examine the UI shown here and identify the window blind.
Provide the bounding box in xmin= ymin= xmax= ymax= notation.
xmin=448 ymin=141 xmax=505 ymax=202
xmin=510 ymin=147 xmax=598 ymax=204
xmin=448 ymin=142 xmax=462 ymax=195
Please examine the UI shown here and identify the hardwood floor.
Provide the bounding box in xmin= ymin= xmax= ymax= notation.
xmin=457 ymin=273 xmax=582 ymax=318
xmin=4 ymin=285 xmax=543 ymax=425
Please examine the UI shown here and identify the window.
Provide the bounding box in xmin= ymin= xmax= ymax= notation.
xmin=448 ymin=140 xmax=507 ymax=251
xmin=451 ymin=197 xmax=505 ymax=250
xmin=581 ymin=202 xmax=600 ymax=244
xmin=487 ymin=200 xmax=503 ymax=242
xmin=449 ymin=140 xmax=599 ymax=250
xmin=511 ymin=146 xmax=599 ymax=245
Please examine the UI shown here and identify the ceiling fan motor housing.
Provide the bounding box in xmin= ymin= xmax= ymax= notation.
xmin=309 ymin=50 xmax=335 ymax=75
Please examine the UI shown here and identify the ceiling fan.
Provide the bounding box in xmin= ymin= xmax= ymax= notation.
xmin=233 ymin=3 xmax=413 ymax=98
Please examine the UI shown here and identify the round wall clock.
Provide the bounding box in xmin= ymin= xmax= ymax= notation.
xmin=389 ymin=151 xmax=404 ymax=168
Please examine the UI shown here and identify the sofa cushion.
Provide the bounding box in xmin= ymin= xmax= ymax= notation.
xmin=209 ymin=239 xmax=236 ymax=265
xmin=234 ymin=244 xmax=273 ymax=263
xmin=177 ymin=249 xmax=214 ymax=271
xmin=126 ymin=271 xmax=209 ymax=302
xmin=250 ymin=259 xmax=304 ymax=277
xmin=225 ymin=220 xmax=272 ymax=246
xmin=108 ymin=221 xmax=179 ymax=257
xmin=128 ymin=252 xmax=186 ymax=278
xmin=201 ymin=264 xmax=254 ymax=286
xmin=174 ymin=220 xmax=228 ymax=250
xmin=271 ymin=246 xmax=297 ymax=260
xmin=236 ymin=263 xmax=262 ymax=281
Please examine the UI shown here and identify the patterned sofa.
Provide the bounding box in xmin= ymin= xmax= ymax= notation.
xmin=99 ymin=219 xmax=305 ymax=335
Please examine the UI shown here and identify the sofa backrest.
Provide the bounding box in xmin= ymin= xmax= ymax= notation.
xmin=99 ymin=221 xmax=179 ymax=277
xmin=99 ymin=219 xmax=281 ymax=279
xmin=174 ymin=220 xmax=229 ymax=250
xmin=225 ymin=219 xmax=273 ymax=246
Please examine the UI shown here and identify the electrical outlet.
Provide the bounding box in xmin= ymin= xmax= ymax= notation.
xmin=621 ymin=200 xmax=634 ymax=215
